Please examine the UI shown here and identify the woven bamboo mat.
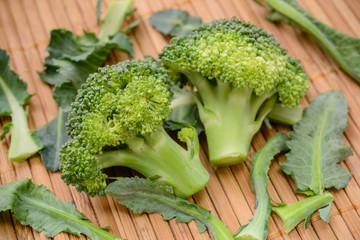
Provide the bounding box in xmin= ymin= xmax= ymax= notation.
xmin=1 ymin=0 xmax=360 ymax=239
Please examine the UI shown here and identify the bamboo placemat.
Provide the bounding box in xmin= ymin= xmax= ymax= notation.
xmin=0 ymin=0 xmax=360 ymax=239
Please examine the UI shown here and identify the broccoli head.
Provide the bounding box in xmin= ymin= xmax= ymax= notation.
xmin=60 ymin=59 xmax=210 ymax=197
xmin=160 ymin=17 xmax=309 ymax=166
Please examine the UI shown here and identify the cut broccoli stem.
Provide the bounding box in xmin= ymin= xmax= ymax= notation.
xmin=99 ymin=0 xmax=134 ymax=43
xmin=272 ymin=192 xmax=334 ymax=233
xmin=181 ymin=70 xmax=277 ymax=166
xmin=97 ymin=126 xmax=209 ymax=198
xmin=267 ymin=103 xmax=303 ymax=126
xmin=0 ymin=77 xmax=42 ymax=161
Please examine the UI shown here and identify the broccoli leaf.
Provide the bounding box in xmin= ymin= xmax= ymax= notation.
xmin=273 ymin=91 xmax=352 ymax=233
xmin=282 ymin=91 xmax=352 ymax=195
xmin=106 ymin=177 xmax=233 ymax=240
xmin=260 ymin=0 xmax=360 ymax=83
xmin=0 ymin=178 xmax=124 ymax=240
xmin=0 ymin=49 xmax=42 ymax=161
xmin=35 ymin=109 xmax=69 ymax=172
xmin=149 ymin=9 xmax=202 ymax=36
xmin=40 ymin=29 xmax=134 ymax=97
xmin=167 ymin=84 xmax=204 ymax=133
xmin=234 ymin=133 xmax=289 ymax=240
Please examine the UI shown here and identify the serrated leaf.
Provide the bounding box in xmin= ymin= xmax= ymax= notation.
xmin=149 ymin=9 xmax=202 ymax=36
xmin=261 ymin=0 xmax=360 ymax=83
xmin=35 ymin=109 xmax=70 ymax=172
xmin=0 ymin=178 xmax=123 ymax=240
xmin=0 ymin=49 xmax=42 ymax=161
xmin=282 ymin=91 xmax=352 ymax=195
xmin=106 ymin=177 xmax=233 ymax=239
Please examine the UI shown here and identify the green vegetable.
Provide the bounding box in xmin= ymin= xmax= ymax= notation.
xmin=106 ymin=177 xmax=233 ymax=240
xmin=273 ymin=192 xmax=334 ymax=233
xmin=0 ymin=49 xmax=42 ymax=161
xmin=60 ymin=59 xmax=209 ymax=198
xmin=234 ymin=133 xmax=289 ymax=240
xmin=37 ymin=0 xmax=136 ymax=171
xmin=273 ymin=91 xmax=352 ymax=232
xmin=0 ymin=178 xmax=124 ymax=240
xmin=149 ymin=9 xmax=202 ymax=36
xmin=160 ymin=17 xmax=309 ymax=166
xmin=258 ymin=0 xmax=360 ymax=84
xmin=35 ymin=110 xmax=69 ymax=172
xmin=266 ymin=103 xmax=303 ymax=126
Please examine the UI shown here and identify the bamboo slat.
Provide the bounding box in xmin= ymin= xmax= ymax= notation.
xmin=1 ymin=0 xmax=360 ymax=239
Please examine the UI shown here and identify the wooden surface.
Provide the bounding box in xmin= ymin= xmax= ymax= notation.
xmin=1 ymin=0 xmax=360 ymax=239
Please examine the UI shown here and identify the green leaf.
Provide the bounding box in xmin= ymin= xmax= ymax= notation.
xmin=0 ymin=178 xmax=124 ymax=240
xmin=282 ymin=91 xmax=352 ymax=195
xmin=41 ymin=29 xmax=134 ymax=91
xmin=52 ymin=83 xmax=78 ymax=111
xmin=35 ymin=109 xmax=70 ymax=172
xmin=0 ymin=49 xmax=42 ymax=161
xmin=0 ymin=122 xmax=13 ymax=140
xmin=319 ymin=203 xmax=331 ymax=223
xmin=234 ymin=133 xmax=289 ymax=240
xmin=149 ymin=9 xmax=202 ymax=36
xmin=106 ymin=177 xmax=233 ymax=240
xmin=261 ymin=0 xmax=360 ymax=83
xmin=166 ymin=84 xmax=204 ymax=133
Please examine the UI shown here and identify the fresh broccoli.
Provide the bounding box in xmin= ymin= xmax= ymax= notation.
xmin=60 ymin=59 xmax=210 ymax=198
xmin=160 ymin=17 xmax=309 ymax=166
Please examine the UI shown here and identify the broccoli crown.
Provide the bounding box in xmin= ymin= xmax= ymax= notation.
xmin=60 ymin=59 xmax=172 ymax=195
xmin=159 ymin=17 xmax=309 ymax=106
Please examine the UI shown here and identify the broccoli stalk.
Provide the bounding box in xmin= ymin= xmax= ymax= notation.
xmin=60 ymin=59 xmax=209 ymax=197
xmin=267 ymin=103 xmax=303 ymax=126
xmin=183 ymin=71 xmax=278 ymax=165
xmin=98 ymin=126 xmax=209 ymax=198
xmin=272 ymin=192 xmax=334 ymax=233
xmin=160 ymin=18 xmax=309 ymax=166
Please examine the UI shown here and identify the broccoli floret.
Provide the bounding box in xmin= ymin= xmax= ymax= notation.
xmin=160 ymin=17 xmax=309 ymax=166
xmin=60 ymin=59 xmax=209 ymax=198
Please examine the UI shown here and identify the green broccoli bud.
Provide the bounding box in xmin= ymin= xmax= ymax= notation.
xmin=160 ymin=17 xmax=309 ymax=166
xmin=60 ymin=59 xmax=209 ymax=197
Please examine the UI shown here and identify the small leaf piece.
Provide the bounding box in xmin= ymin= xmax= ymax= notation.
xmin=0 ymin=122 xmax=13 ymax=140
xmin=0 ymin=49 xmax=42 ymax=161
xmin=261 ymin=0 xmax=360 ymax=83
xmin=106 ymin=177 xmax=233 ymax=240
xmin=149 ymin=9 xmax=202 ymax=36
xmin=35 ymin=109 xmax=70 ymax=172
xmin=0 ymin=178 xmax=124 ymax=240
xmin=282 ymin=91 xmax=352 ymax=195
xmin=319 ymin=203 xmax=332 ymax=223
